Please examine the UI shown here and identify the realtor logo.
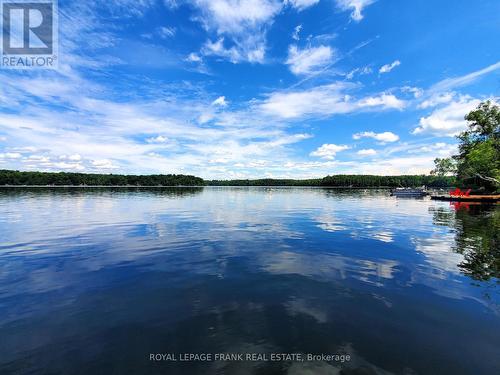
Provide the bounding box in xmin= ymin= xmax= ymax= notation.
xmin=1 ymin=0 xmax=58 ymax=68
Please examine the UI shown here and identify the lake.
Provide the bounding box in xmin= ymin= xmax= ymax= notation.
xmin=0 ymin=188 xmax=498 ymax=375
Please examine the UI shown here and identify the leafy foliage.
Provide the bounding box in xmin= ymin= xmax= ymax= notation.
xmin=431 ymin=157 xmax=457 ymax=177
xmin=455 ymin=101 xmax=500 ymax=192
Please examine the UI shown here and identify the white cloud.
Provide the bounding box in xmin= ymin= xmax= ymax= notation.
xmin=353 ymin=131 xmax=400 ymax=143
xmin=157 ymin=26 xmax=176 ymax=39
xmin=25 ymin=155 xmax=51 ymax=163
xmin=292 ymin=153 xmax=445 ymax=177
xmin=185 ymin=52 xmax=202 ymax=62
xmin=430 ymin=61 xmax=500 ymax=92
xmin=336 ymin=0 xmax=376 ymax=21
xmin=310 ymin=144 xmax=350 ymax=160
xmin=212 ymin=96 xmax=228 ymax=107
xmin=417 ymin=92 xmax=455 ymax=109
xmin=247 ymin=47 xmax=266 ymax=63
xmin=202 ymin=37 xmax=265 ymax=63
xmin=407 ymin=143 xmax=457 ymax=157
xmin=60 ymin=154 xmax=82 ymax=161
xmin=92 ymin=159 xmax=118 ymax=170
xmin=401 ymin=86 xmax=423 ymax=98
xmin=356 ymin=156 xmax=437 ymax=176
xmin=286 ymin=45 xmax=334 ymax=75
xmin=0 ymin=136 xmax=6 ymax=141
xmin=375 ymin=140 xmax=460 ymax=163
xmin=192 ymin=0 xmax=282 ymax=35
xmin=346 ymin=65 xmax=372 ymax=79
xmin=357 ymin=149 xmax=377 ymax=156
xmin=52 ymin=162 xmax=85 ymax=171
xmin=356 ymin=94 xmax=405 ymax=109
xmin=192 ymin=0 xmax=282 ymax=63
xmin=10 ymin=147 xmax=38 ymax=153
xmin=292 ymin=24 xmax=302 ymax=41
xmin=261 ymin=83 xmax=349 ymax=119
xmin=202 ymin=38 xmax=241 ymax=62
xmin=379 ymin=60 xmax=401 ymax=74
xmin=146 ymin=135 xmax=169 ymax=143
xmin=260 ymin=83 xmax=406 ymax=119
xmin=413 ymin=97 xmax=482 ymax=136
xmin=197 ymin=112 xmax=215 ymax=124
xmin=0 ymin=152 xmax=22 ymax=159
xmin=285 ymin=0 xmax=320 ymax=11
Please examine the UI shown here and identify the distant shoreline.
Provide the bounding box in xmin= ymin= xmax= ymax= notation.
xmin=0 ymin=170 xmax=455 ymax=189
xmin=0 ymin=185 xmax=205 ymax=188
xmin=0 ymin=185 xmax=450 ymax=189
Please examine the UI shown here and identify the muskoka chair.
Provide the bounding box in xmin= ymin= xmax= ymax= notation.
xmin=449 ymin=188 xmax=472 ymax=197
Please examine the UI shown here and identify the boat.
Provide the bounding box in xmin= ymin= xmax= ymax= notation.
xmin=391 ymin=188 xmax=428 ymax=198
xmin=431 ymin=194 xmax=500 ymax=203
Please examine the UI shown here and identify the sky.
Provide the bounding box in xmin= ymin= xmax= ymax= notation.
xmin=0 ymin=0 xmax=499 ymax=179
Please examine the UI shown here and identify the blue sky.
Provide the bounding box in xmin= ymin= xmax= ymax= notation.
xmin=0 ymin=0 xmax=499 ymax=178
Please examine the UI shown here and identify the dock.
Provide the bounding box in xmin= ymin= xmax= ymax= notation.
xmin=431 ymin=195 xmax=500 ymax=203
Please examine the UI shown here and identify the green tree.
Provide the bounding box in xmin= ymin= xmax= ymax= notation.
xmin=455 ymin=101 xmax=500 ymax=192
xmin=431 ymin=157 xmax=457 ymax=177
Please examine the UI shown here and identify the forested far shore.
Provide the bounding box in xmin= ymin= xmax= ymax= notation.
xmin=0 ymin=170 xmax=454 ymax=188
xmin=208 ymin=175 xmax=454 ymax=187
xmin=0 ymin=170 xmax=205 ymax=186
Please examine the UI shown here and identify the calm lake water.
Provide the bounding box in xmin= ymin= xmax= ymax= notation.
xmin=0 ymin=188 xmax=499 ymax=375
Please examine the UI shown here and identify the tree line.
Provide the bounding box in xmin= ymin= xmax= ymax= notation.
xmin=0 ymin=170 xmax=204 ymax=186
xmin=208 ymin=175 xmax=454 ymax=187
xmin=0 ymin=170 xmax=454 ymax=188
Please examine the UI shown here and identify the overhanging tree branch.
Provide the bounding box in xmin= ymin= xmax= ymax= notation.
xmin=475 ymin=173 xmax=500 ymax=185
